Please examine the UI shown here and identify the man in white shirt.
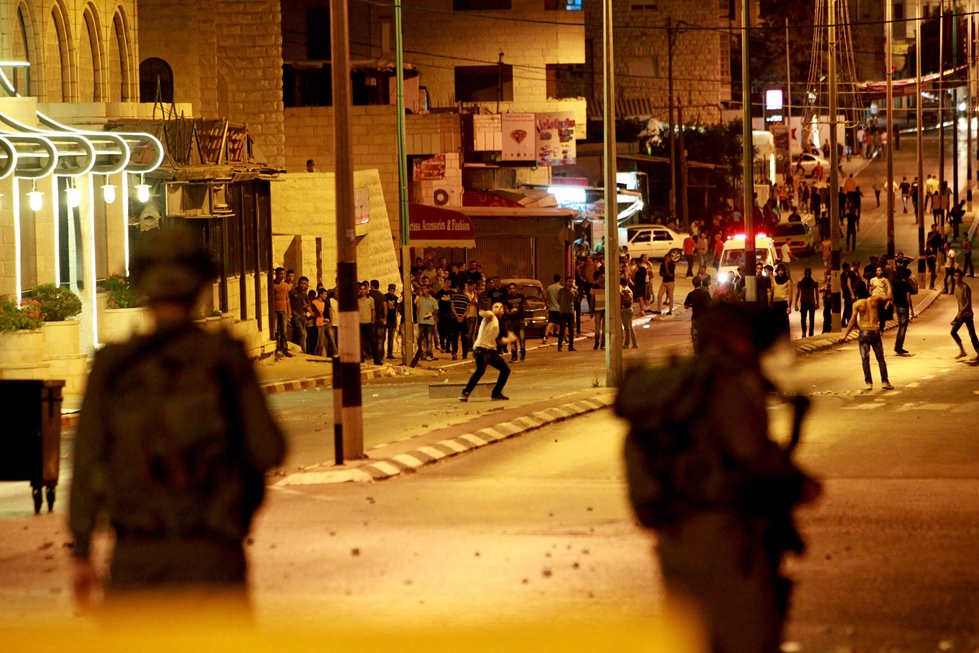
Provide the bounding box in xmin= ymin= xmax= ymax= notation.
xmin=459 ymin=302 xmax=517 ymax=402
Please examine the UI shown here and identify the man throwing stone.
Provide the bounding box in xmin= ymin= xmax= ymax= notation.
xmin=840 ymin=285 xmax=894 ymax=392
xmin=460 ymin=302 xmax=517 ymax=402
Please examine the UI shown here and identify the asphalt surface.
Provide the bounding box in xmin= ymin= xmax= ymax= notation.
xmin=0 ymin=131 xmax=976 ymax=651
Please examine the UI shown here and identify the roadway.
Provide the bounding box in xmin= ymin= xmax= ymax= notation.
xmin=0 ymin=132 xmax=975 ymax=651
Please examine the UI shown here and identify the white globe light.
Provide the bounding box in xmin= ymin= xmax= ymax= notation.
xmin=101 ymin=184 xmax=116 ymax=204
xmin=66 ymin=187 xmax=81 ymax=208
xmin=27 ymin=190 xmax=43 ymax=212
xmin=136 ymin=183 xmax=151 ymax=203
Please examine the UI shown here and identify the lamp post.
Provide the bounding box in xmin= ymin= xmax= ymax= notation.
xmin=886 ymin=0 xmax=895 ymax=259
xmin=602 ymin=0 xmax=622 ymax=387
xmin=742 ymin=0 xmax=756 ymax=302
xmin=394 ymin=0 xmax=415 ymax=367
xmin=330 ymin=0 xmax=364 ymax=463
xmin=829 ymin=0 xmax=842 ymax=331
xmin=917 ymin=0 xmax=926 ymax=288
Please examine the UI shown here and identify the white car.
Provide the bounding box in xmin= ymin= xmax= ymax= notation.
xmin=617 ymin=225 xmax=686 ymax=262
xmin=772 ymin=221 xmax=816 ymax=257
xmin=792 ymin=153 xmax=829 ymax=177
xmin=717 ymin=234 xmax=779 ymax=284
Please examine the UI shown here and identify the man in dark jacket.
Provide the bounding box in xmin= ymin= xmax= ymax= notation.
xmin=69 ymin=229 xmax=286 ymax=607
xmin=617 ymin=303 xmax=820 ymax=653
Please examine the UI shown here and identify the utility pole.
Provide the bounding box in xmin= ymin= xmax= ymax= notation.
xmin=785 ymin=16 xmax=792 ymax=141
xmin=395 ymin=0 xmax=414 ymax=367
xmin=886 ymin=0 xmax=895 ymax=259
xmin=602 ymin=0 xmax=622 ymax=388
xmin=953 ymin=1 xmax=959 ymax=205
xmin=678 ymin=96 xmax=689 ymax=227
xmin=496 ymin=51 xmax=504 ymax=114
xmin=742 ymin=0 xmax=756 ymax=302
xmin=829 ymin=0 xmax=842 ymax=332
xmin=968 ymin=0 xmax=974 ymax=212
xmin=330 ymin=0 xmax=364 ymax=463
xmin=917 ymin=0 xmax=927 ymax=289
xmin=939 ymin=0 xmax=946 ymax=219
xmin=667 ymin=17 xmax=677 ymax=221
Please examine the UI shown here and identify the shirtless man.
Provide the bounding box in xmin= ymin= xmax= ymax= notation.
xmin=840 ymin=285 xmax=894 ymax=391
xmin=951 ymin=269 xmax=979 ymax=360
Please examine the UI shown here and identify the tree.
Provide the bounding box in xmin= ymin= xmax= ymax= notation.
xmin=747 ymin=1 xmax=816 ymax=111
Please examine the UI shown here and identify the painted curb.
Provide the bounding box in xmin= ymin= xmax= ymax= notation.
xmin=275 ymin=393 xmax=616 ymax=486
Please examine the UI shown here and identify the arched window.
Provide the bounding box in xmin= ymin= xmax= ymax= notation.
xmin=79 ymin=5 xmax=105 ymax=102
xmin=139 ymin=58 xmax=173 ymax=103
xmin=45 ymin=3 xmax=74 ymax=102
xmin=109 ymin=10 xmax=132 ymax=101
xmin=12 ymin=4 xmax=36 ymax=96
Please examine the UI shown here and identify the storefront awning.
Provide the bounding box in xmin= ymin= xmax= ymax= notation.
xmin=408 ymin=203 xmax=476 ymax=249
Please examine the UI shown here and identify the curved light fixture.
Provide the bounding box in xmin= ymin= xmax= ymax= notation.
xmin=101 ymin=183 xmax=116 ymax=204
xmin=28 ymin=181 xmax=42 ymax=212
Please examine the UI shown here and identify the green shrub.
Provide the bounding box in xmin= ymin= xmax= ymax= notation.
xmin=102 ymin=274 xmax=138 ymax=309
xmin=0 ymin=297 xmax=44 ymax=332
xmin=30 ymin=284 xmax=82 ymax=321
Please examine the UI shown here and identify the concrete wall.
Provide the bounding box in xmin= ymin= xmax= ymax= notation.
xmin=270 ymin=169 xmax=401 ymax=293
xmin=284 ymin=105 xmax=401 ymax=240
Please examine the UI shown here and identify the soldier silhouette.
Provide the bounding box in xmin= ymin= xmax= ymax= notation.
xmin=617 ymin=303 xmax=820 ymax=652
xmin=70 ymin=228 xmax=286 ymax=608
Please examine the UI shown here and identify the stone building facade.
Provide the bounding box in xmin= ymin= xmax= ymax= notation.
xmin=137 ymin=0 xmax=286 ymax=167
xmin=584 ymin=0 xmax=732 ymax=124
xmin=0 ymin=0 xmax=140 ymax=104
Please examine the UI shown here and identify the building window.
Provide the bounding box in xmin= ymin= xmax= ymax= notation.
xmin=139 ymin=58 xmax=174 ymax=103
xmin=631 ymin=3 xmax=658 ymax=10
xmin=307 ymin=8 xmax=331 ymax=60
xmin=894 ymin=3 xmax=904 ymax=20
xmin=453 ymin=0 xmax=511 ymax=10
xmin=545 ymin=0 xmax=582 ymax=10
xmin=13 ymin=7 xmax=34 ymax=96
xmin=455 ymin=65 xmax=513 ymax=102
xmin=546 ymin=64 xmax=586 ymax=99
xmin=719 ymin=34 xmax=731 ymax=79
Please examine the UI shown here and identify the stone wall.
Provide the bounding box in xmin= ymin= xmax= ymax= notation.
xmin=137 ymin=0 xmax=285 ymax=167
xmin=585 ymin=0 xmax=726 ymax=124
xmin=213 ymin=0 xmax=285 ymax=167
xmin=270 ymin=169 xmax=401 ymax=293
xmin=284 ymin=105 xmax=402 ymax=241
xmin=400 ymin=0 xmax=587 ymax=132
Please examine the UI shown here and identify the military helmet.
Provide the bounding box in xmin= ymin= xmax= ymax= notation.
xmin=130 ymin=228 xmax=214 ymax=305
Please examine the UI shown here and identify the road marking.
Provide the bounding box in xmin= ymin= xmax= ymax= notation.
xmin=417 ymin=446 xmax=449 ymax=460
xmin=438 ymin=439 xmax=468 ymax=453
xmin=897 ymin=402 xmax=979 ymax=413
xmin=922 ymin=375 xmax=935 ymax=380
xmin=842 ymin=402 xmax=885 ymax=410
xmin=460 ymin=434 xmax=489 ymax=447
xmin=905 ymin=382 xmax=920 ymax=388
xmin=392 ymin=454 xmax=425 ymax=469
